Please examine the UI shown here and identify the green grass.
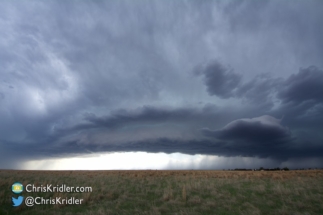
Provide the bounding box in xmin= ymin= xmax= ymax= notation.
xmin=0 ymin=170 xmax=323 ymax=215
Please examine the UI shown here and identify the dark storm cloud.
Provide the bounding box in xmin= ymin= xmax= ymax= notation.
xmin=196 ymin=60 xmax=241 ymax=98
xmin=278 ymin=66 xmax=323 ymax=104
xmin=235 ymin=74 xmax=282 ymax=109
xmin=83 ymin=106 xmax=196 ymax=128
xmin=270 ymin=66 xmax=323 ymax=130
xmin=52 ymin=104 xmax=242 ymax=146
xmin=200 ymin=115 xmax=298 ymax=160
xmin=195 ymin=64 xmax=323 ymax=160
xmin=10 ymin=132 xmax=322 ymax=165
xmin=0 ymin=0 xmax=323 ymax=169
xmin=62 ymin=106 xmax=206 ymax=131
xmin=202 ymin=115 xmax=291 ymax=144
xmin=210 ymin=63 xmax=322 ymax=135
xmin=195 ymin=60 xmax=282 ymax=109
xmin=35 ymin=110 xmax=319 ymax=162
xmin=198 ymin=61 xmax=323 ymax=121
xmin=129 ymin=138 xmax=322 ymax=161
xmin=221 ymin=0 xmax=323 ymax=76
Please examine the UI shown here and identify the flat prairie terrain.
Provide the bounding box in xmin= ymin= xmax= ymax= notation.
xmin=0 ymin=170 xmax=323 ymax=215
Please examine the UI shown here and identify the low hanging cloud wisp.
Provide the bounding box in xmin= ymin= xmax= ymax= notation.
xmin=202 ymin=115 xmax=291 ymax=144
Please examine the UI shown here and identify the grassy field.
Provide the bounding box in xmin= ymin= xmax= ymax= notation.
xmin=0 ymin=170 xmax=323 ymax=215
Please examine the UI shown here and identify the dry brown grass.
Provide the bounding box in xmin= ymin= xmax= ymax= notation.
xmin=0 ymin=170 xmax=323 ymax=214
xmin=182 ymin=185 xmax=187 ymax=202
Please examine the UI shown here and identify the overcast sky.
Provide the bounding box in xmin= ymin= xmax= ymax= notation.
xmin=1 ymin=0 xmax=322 ymax=170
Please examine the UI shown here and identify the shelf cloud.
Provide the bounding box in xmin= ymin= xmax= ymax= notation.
xmin=0 ymin=0 xmax=322 ymax=169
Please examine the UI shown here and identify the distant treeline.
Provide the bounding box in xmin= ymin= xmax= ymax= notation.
xmin=228 ymin=167 xmax=320 ymax=171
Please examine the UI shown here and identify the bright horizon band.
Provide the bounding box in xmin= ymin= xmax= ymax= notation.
xmin=25 ymin=184 xmax=92 ymax=193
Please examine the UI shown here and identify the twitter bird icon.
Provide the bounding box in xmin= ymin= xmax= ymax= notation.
xmin=12 ymin=196 xmax=24 ymax=207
